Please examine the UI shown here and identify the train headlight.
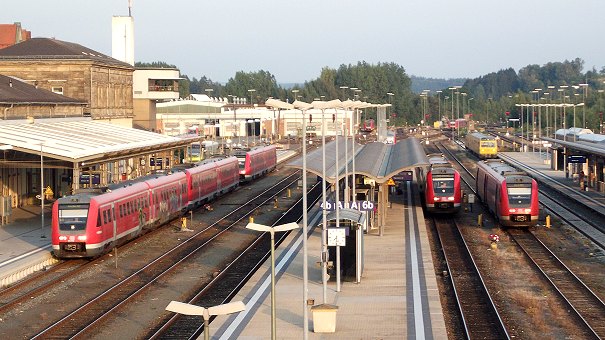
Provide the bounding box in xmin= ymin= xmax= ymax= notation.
xmin=509 ymin=209 xmax=516 ymax=213
xmin=77 ymin=235 xmax=87 ymax=241
xmin=447 ymin=197 xmax=454 ymax=201
xmin=58 ymin=236 xmax=68 ymax=241
xmin=434 ymin=197 xmax=439 ymax=202
xmin=524 ymin=208 xmax=532 ymax=213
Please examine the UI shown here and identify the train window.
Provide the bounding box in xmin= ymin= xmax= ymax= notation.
xmin=507 ymin=185 xmax=532 ymax=206
xmin=102 ymin=210 xmax=108 ymax=224
xmin=481 ymin=141 xmax=496 ymax=148
xmin=120 ymin=205 xmax=124 ymax=218
xmin=433 ymin=177 xmax=454 ymax=195
xmin=57 ymin=204 xmax=89 ymax=231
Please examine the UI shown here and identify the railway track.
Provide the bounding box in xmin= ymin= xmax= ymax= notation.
xmin=433 ymin=140 xmax=605 ymax=338
xmin=431 ymin=217 xmax=509 ymax=339
xmin=509 ymin=229 xmax=605 ymax=338
xmin=22 ymin=171 xmax=301 ymax=339
xmin=150 ymin=180 xmax=323 ymax=339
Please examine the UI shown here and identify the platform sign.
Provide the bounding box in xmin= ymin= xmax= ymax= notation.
xmin=321 ymin=200 xmax=374 ymax=211
xmin=79 ymin=173 xmax=100 ymax=185
xmin=386 ymin=178 xmax=396 ymax=186
xmin=567 ymin=155 xmax=586 ymax=163
xmin=392 ymin=170 xmax=413 ymax=182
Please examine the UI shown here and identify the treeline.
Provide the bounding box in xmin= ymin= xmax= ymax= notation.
xmin=136 ymin=59 xmax=605 ymax=129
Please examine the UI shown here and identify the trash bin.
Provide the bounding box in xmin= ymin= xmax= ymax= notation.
xmin=311 ymin=304 xmax=338 ymax=333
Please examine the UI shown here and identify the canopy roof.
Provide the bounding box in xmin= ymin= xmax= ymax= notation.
xmin=287 ymin=137 xmax=429 ymax=184
xmin=0 ymin=118 xmax=196 ymax=163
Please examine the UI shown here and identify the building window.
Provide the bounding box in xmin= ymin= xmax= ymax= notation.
xmin=51 ymin=86 xmax=64 ymax=95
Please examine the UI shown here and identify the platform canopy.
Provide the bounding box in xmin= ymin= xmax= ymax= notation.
xmin=0 ymin=118 xmax=197 ymax=163
xmin=286 ymin=136 xmax=429 ymax=184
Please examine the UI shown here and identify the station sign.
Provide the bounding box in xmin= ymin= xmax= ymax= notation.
xmin=150 ymin=157 xmax=170 ymax=166
xmin=79 ymin=173 xmax=100 ymax=185
xmin=567 ymin=155 xmax=587 ymax=164
xmin=321 ymin=200 xmax=374 ymax=211
xmin=392 ymin=170 xmax=413 ymax=182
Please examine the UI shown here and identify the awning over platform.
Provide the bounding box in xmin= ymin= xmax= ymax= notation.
xmin=286 ymin=137 xmax=429 ymax=183
xmin=0 ymin=118 xmax=197 ymax=163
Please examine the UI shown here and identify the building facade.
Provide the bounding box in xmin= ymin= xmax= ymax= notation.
xmin=0 ymin=38 xmax=134 ymax=126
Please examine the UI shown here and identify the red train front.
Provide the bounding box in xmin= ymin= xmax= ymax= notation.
xmin=475 ymin=159 xmax=539 ymax=227
xmin=422 ymin=154 xmax=462 ymax=214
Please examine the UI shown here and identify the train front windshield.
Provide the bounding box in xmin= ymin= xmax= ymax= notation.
xmin=507 ymin=184 xmax=532 ymax=207
xmin=58 ymin=204 xmax=89 ymax=231
xmin=433 ymin=177 xmax=455 ymax=195
xmin=481 ymin=141 xmax=496 ymax=148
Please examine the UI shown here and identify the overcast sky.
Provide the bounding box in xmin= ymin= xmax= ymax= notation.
xmin=3 ymin=0 xmax=604 ymax=83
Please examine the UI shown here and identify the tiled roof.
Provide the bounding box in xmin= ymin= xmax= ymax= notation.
xmin=0 ymin=38 xmax=133 ymax=68
xmin=0 ymin=74 xmax=85 ymax=104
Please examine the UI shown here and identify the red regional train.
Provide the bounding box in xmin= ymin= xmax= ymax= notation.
xmin=475 ymin=159 xmax=539 ymax=227
xmin=361 ymin=119 xmax=375 ymax=132
xmin=236 ymin=145 xmax=277 ymax=181
xmin=416 ymin=154 xmax=462 ymax=214
xmin=52 ymin=146 xmax=276 ymax=258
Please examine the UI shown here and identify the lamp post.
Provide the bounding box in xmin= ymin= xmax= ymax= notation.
xmin=573 ymin=103 xmax=585 ymax=141
xmin=247 ymin=89 xmax=256 ymax=106
xmin=387 ymin=92 xmax=394 ymax=126
xmin=165 ymin=300 xmax=245 ymax=340
xmin=579 ymin=83 xmax=588 ymax=128
xmin=436 ymin=90 xmax=442 ymax=121
xmin=246 ymin=221 xmax=299 ymax=340
xmin=204 ymin=88 xmax=214 ymax=99
xmin=340 ymin=86 xmax=348 ymax=100
xmin=449 ymin=87 xmax=456 ymax=122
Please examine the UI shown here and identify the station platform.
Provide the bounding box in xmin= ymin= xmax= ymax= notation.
xmin=0 ymin=204 xmax=56 ymax=287
xmin=210 ymin=182 xmax=447 ymax=339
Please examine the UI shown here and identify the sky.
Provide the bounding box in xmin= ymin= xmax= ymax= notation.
xmin=3 ymin=0 xmax=604 ymax=84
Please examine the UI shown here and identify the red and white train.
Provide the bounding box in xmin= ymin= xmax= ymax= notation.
xmin=361 ymin=119 xmax=375 ymax=132
xmin=416 ymin=154 xmax=462 ymax=214
xmin=52 ymin=145 xmax=276 ymax=258
xmin=236 ymin=145 xmax=277 ymax=181
xmin=475 ymin=159 xmax=539 ymax=227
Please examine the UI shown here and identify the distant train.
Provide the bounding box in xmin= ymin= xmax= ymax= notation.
xmin=450 ymin=118 xmax=467 ymax=130
xmin=466 ymin=132 xmax=498 ymax=159
xmin=361 ymin=119 xmax=375 ymax=132
xmin=416 ymin=154 xmax=462 ymax=214
xmin=52 ymin=145 xmax=277 ymax=258
xmin=235 ymin=145 xmax=277 ymax=181
xmin=475 ymin=159 xmax=539 ymax=227
xmin=384 ymin=132 xmax=396 ymax=144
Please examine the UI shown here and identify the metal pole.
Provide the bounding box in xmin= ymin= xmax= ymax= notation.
xmin=335 ymin=109 xmax=341 ymax=292
xmin=302 ymin=108 xmax=309 ymax=339
xmin=321 ymin=109 xmax=328 ymax=304
xmin=40 ymin=143 xmax=45 ymax=238
xmin=270 ymin=229 xmax=276 ymax=340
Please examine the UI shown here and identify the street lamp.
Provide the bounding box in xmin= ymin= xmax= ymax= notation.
xmin=448 ymin=87 xmax=456 ymax=122
xmin=340 ymin=86 xmax=348 ymax=100
xmin=204 ymin=88 xmax=214 ymax=99
xmin=579 ymin=83 xmax=588 ymax=128
xmin=165 ymin=300 xmax=245 ymax=340
xmin=246 ymin=222 xmax=299 ymax=340
xmin=387 ymin=92 xmax=394 ymax=126
xmin=436 ymin=90 xmax=442 ymax=120
xmin=247 ymin=89 xmax=256 ymax=105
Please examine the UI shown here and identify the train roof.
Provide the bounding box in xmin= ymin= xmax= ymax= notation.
xmin=426 ymin=154 xmax=452 ymax=168
xmin=467 ymin=132 xmax=495 ymax=140
xmin=480 ymin=159 xmax=527 ymax=177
